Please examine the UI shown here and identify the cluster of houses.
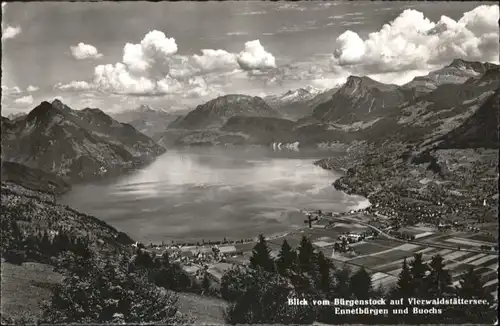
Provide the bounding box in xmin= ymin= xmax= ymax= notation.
xmin=133 ymin=242 xmax=244 ymax=285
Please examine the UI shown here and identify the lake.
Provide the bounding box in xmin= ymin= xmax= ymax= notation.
xmin=59 ymin=147 xmax=370 ymax=243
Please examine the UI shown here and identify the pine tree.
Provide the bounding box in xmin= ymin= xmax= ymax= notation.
xmin=276 ymin=240 xmax=296 ymax=276
xmin=409 ymin=252 xmax=427 ymax=297
xmin=224 ymin=268 xmax=315 ymax=324
xmin=23 ymin=234 xmax=39 ymax=260
xmin=349 ymin=267 xmax=373 ymax=299
xmin=201 ymin=272 xmax=211 ymax=295
xmin=249 ymin=234 xmax=275 ymax=273
xmin=297 ymin=236 xmax=315 ymax=274
xmin=425 ymin=255 xmax=453 ymax=298
xmin=10 ymin=220 xmax=23 ymax=249
xmin=40 ymin=231 xmax=51 ymax=258
xmin=453 ymin=267 xmax=495 ymax=324
xmin=53 ymin=232 xmax=70 ymax=253
xmin=457 ymin=267 xmax=492 ymax=299
xmin=333 ymin=267 xmax=352 ymax=299
xmin=393 ymin=258 xmax=414 ymax=298
xmin=315 ymin=251 xmax=331 ymax=294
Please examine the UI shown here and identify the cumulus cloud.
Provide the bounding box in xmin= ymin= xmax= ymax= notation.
xmin=2 ymin=25 xmax=21 ymax=40
xmin=14 ymin=95 xmax=34 ymax=105
xmin=27 ymin=85 xmax=39 ymax=92
xmin=91 ymin=30 xmax=181 ymax=95
xmin=56 ymin=80 xmax=93 ymax=91
xmin=192 ymin=49 xmax=239 ymax=72
xmin=122 ymin=30 xmax=177 ymax=75
xmin=2 ymin=85 xmax=22 ymax=94
xmin=183 ymin=76 xmax=213 ymax=98
xmin=237 ymin=40 xmax=276 ymax=71
xmin=192 ymin=40 xmax=276 ymax=73
xmin=70 ymin=42 xmax=103 ymax=60
xmin=331 ymin=5 xmax=500 ymax=74
xmin=59 ymin=30 xmax=278 ymax=96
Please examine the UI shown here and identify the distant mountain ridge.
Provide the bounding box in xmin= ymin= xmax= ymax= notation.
xmin=436 ymin=88 xmax=499 ymax=149
xmin=171 ymin=94 xmax=281 ymax=130
xmin=1 ymin=161 xmax=70 ymax=195
xmin=264 ymin=86 xmax=338 ymax=120
xmin=1 ymin=99 xmax=166 ymax=183
xmin=307 ymin=76 xmax=411 ymax=124
xmin=402 ymin=59 xmax=498 ymax=97
xmin=112 ymin=104 xmax=183 ymax=138
xmin=141 ymin=59 xmax=499 ymax=149
xmin=351 ymin=64 xmax=500 ymax=147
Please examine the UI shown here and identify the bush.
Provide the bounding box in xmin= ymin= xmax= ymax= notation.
xmin=41 ymin=254 xmax=192 ymax=324
xmin=4 ymin=249 xmax=26 ymax=265
xmin=223 ymin=268 xmax=316 ymax=324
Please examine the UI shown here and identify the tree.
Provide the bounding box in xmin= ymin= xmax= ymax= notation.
xmin=409 ymin=253 xmax=427 ymax=297
xmin=333 ymin=267 xmax=352 ymax=299
xmin=221 ymin=266 xmax=253 ymax=302
xmin=276 ymin=240 xmax=296 ymax=276
xmin=169 ymin=263 xmax=192 ymax=291
xmin=201 ymin=272 xmax=211 ymax=295
xmin=349 ymin=267 xmax=373 ymax=299
xmin=452 ymin=267 xmax=496 ymax=324
xmin=23 ymin=234 xmax=40 ymax=260
xmin=297 ymin=236 xmax=315 ymax=274
xmin=424 ymin=255 xmax=453 ymax=298
xmin=387 ymin=258 xmax=414 ymax=324
xmin=39 ymin=231 xmax=52 ymax=258
xmin=457 ymin=267 xmax=492 ymax=299
xmin=53 ymin=232 xmax=71 ymax=254
xmin=315 ymin=251 xmax=332 ymax=294
xmin=161 ymin=251 xmax=170 ymax=268
xmin=249 ymin=234 xmax=275 ymax=273
xmin=224 ymin=268 xmax=315 ymax=324
xmin=9 ymin=220 xmax=23 ymax=250
xmin=41 ymin=254 xmax=191 ymax=324
xmin=4 ymin=249 xmax=26 ymax=265
xmin=393 ymin=258 xmax=414 ymax=299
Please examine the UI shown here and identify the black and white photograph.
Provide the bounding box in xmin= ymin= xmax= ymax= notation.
xmin=1 ymin=1 xmax=499 ymax=324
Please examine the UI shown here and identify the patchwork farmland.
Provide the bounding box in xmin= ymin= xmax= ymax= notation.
xmin=259 ymin=217 xmax=498 ymax=300
xmin=187 ymin=213 xmax=497 ymax=303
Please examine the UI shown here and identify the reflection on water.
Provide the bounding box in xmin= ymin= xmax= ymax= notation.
xmin=59 ymin=147 xmax=368 ymax=243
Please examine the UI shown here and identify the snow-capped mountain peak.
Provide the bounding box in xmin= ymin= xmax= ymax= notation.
xmin=276 ymin=86 xmax=321 ymax=103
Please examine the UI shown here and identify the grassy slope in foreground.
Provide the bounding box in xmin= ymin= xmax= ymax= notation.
xmin=0 ymin=182 xmax=134 ymax=321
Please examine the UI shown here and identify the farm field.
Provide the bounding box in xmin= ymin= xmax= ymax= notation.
xmin=348 ymin=242 xmax=390 ymax=255
xmin=467 ymin=233 xmax=497 ymax=243
xmin=445 ymin=237 xmax=495 ymax=247
xmin=316 ymin=227 xmax=498 ymax=297
xmin=228 ymin=219 xmax=497 ymax=300
xmin=398 ymin=227 xmax=424 ymax=236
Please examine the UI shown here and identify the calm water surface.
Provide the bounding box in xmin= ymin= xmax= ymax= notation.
xmin=59 ymin=147 xmax=369 ymax=243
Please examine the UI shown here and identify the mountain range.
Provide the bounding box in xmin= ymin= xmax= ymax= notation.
xmin=264 ymin=86 xmax=338 ymax=120
xmin=1 ymin=59 xmax=497 ymax=183
xmin=170 ymin=94 xmax=281 ymax=130
xmin=1 ymin=99 xmax=165 ymax=184
xmin=155 ymin=59 xmax=498 ymax=149
xmin=111 ymin=104 xmax=183 ymax=138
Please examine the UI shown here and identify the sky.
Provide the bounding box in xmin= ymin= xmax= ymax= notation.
xmin=1 ymin=1 xmax=499 ymax=115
